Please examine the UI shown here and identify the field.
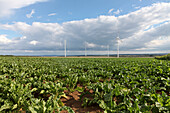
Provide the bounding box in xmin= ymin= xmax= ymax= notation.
xmin=0 ymin=57 xmax=169 ymax=113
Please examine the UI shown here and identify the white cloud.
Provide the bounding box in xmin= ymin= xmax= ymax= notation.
xmin=108 ymin=9 xmax=122 ymax=15
xmin=108 ymin=8 xmax=114 ymax=14
xmin=135 ymin=6 xmax=141 ymax=9
xmin=0 ymin=0 xmax=47 ymax=18
xmin=86 ymin=42 xmax=97 ymax=48
xmin=20 ymin=36 xmax=27 ymax=40
xmin=0 ymin=2 xmax=170 ymax=54
xmin=48 ymin=13 xmax=56 ymax=16
xmin=132 ymin=4 xmax=141 ymax=9
xmin=26 ymin=9 xmax=35 ymax=18
xmin=30 ymin=40 xmax=39 ymax=45
xmin=145 ymin=36 xmax=170 ymax=50
xmin=113 ymin=9 xmax=122 ymax=15
xmin=0 ymin=35 xmax=12 ymax=44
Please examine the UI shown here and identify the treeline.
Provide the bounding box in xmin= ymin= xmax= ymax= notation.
xmin=155 ymin=54 xmax=170 ymax=60
xmin=0 ymin=55 xmax=14 ymax=57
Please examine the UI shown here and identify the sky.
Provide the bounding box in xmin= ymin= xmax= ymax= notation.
xmin=0 ymin=0 xmax=170 ymax=55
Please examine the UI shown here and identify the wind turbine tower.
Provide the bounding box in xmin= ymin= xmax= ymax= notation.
xmin=116 ymin=37 xmax=120 ymax=58
xmin=64 ymin=40 xmax=67 ymax=57
xmin=115 ymin=17 xmax=121 ymax=58
xmin=107 ymin=45 xmax=110 ymax=57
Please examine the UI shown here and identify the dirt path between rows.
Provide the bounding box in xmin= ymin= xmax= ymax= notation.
xmin=60 ymin=90 xmax=103 ymax=113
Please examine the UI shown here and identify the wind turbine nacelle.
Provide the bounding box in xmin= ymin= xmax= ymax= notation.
xmin=116 ymin=37 xmax=123 ymax=43
xmin=116 ymin=37 xmax=120 ymax=43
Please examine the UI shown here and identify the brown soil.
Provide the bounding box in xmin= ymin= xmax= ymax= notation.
xmin=60 ymin=90 xmax=103 ymax=113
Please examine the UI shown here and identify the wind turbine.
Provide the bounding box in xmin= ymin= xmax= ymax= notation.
xmin=115 ymin=17 xmax=121 ymax=58
xmin=107 ymin=45 xmax=110 ymax=57
xmin=116 ymin=37 xmax=120 ymax=58
xmin=64 ymin=40 xmax=67 ymax=57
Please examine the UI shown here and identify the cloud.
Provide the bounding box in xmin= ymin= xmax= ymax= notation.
xmin=108 ymin=8 xmax=114 ymax=14
xmin=0 ymin=2 xmax=170 ymax=54
xmin=146 ymin=37 xmax=170 ymax=48
xmin=121 ymin=21 xmax=170 ymax=51
xmin=48 ymin=13 xmax=56 ymax=16
xmin=113 ymin=9 xmax=122 ymax=15
xmin=132 ymin=4 xmax=141 ymax=9
xmin=0 ymin=35 xmax=12 ymax=44
xmin=30 ymin=40 xmax=39 ymax=45
xmin=20 ymin=36 xmax=27 ymax=40
xmin=135 ymin=6 xmax=141 ymax=9
xmin=108 ymin=9 xmax=122 ymax=15
xmin=0 ymin=0 xmax=47 ymax=18
xmin=86 ymin=42 xmax=97 ymax=48
xmin=26 ymin=9 xmax=35 ymax=18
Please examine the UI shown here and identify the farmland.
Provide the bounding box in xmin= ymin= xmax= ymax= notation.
xmin=0 ymin=57 xmax=169 ymax=113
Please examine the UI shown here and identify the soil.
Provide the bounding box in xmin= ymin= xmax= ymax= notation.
xmin=60 ymin=90 xmax=103 ymax=113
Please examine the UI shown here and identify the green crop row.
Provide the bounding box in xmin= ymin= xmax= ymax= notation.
xmin=0 ymin=57 xmax=169 ymax=113
xmin=155 ymin=54 xmax=170 ymax=60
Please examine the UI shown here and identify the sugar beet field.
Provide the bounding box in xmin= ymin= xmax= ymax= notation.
xmin=0 ymin=57 xmax=169 ymax=113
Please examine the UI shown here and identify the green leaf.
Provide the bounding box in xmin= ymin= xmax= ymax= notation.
xmin=99 ymin=100 xmax=107 ymax=109
xmin=31 ymin=88 xmax=38 ymax=92
xmin=40 ymin=90 xmax=45 ymax=94
xmin=143 ymin=94 xmax=150 ymax=97
xmin=160 ymin=87 xmax=166 ymax=90
xmin=61 ymin=94 xmax=68 ymax=99
xmin=75 ymin=87 xmax=84 ymax=92
xmin=29 ymin=106 xmax=37 ymax=113
xmin=155 ymin=102 xmax=162 ymax=108
xmin=0 ymin=104 xmax=11 ymax=112
xmin=104 ymin=110 xmax=107 ymax=113
xmin=104 ymin=93 xmax=112 ymax=102
xmin=12 ymin=104 xmax=17 ymax=110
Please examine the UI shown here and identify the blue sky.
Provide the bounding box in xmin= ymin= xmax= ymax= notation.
xmin=1 ymin=0 xmax=167 ymax=24
xmin=0 ymin=0 xmax=170 ymax=55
